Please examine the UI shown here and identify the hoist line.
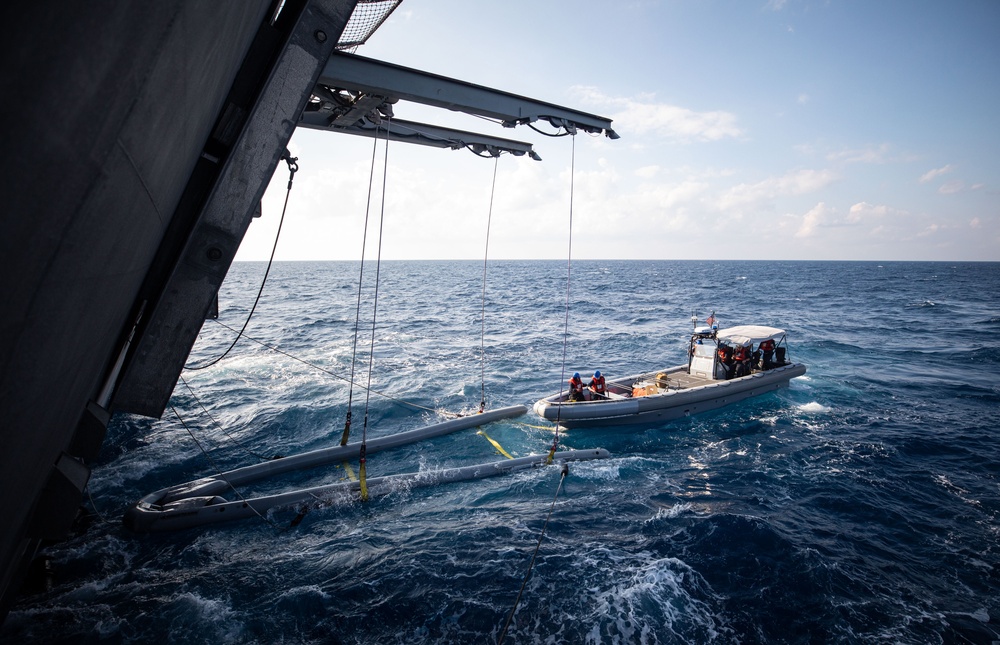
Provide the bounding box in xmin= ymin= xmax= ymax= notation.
xmin=549 ymin=134 xmax=576 ymax=464
xmin=479 ymin=155 xmax=499 ymax=413
xmin=178 ymin=375 xmax=270 ymax=462
xmin=184 ymin=154 xmax=298 ymax=371
xmin=497 ymin=464 xmax=570 ymax=645
xmin=169 ymin=404 xmax=279 ymax=530
xmin=359 ymin=116 xmax=392 ymax=502
xmin=205 ymin=318 xmax=464 ymax=419
xmin=342 ymin=134 xmax=382 ymax=447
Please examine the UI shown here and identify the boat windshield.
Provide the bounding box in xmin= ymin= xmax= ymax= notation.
xmin=692 ymin=341 xmax=716 ymax=358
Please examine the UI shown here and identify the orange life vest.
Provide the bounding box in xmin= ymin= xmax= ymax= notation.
xmin=569 ymin=376 xmax=584 ymax=394
xmin=589 ymin=375 xmax=606 ymax=393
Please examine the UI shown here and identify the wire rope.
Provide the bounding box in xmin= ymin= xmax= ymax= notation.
xmin=341 ymin=134 xmax=382 ymax=446
xmin=179 ymin=375 xmax=270 ymax=461
xmin=359 ymin=116 xmax=392 ymax=501
xmin=497 ymin=464 xmax=569 ymax=645
xmin=479 ymin=156 xmax=499 ymax=413
xmin=169 ymin=404 xmax=279 ymax=529
xmin=184 ymin=154 xmax=298 ymax=371
xmin=206 ymin=318 xmax=462 ymax=418
xmin=548 ymin=134 xmax=576 ymax=464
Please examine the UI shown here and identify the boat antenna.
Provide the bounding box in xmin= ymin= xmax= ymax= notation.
xmin=548 ymin=133 xmax=577 ymax=464
xmin=341 ymin=132 xmax=382 ymax=446
xmin=358 ymin=115 xmax=392 ymax=502
xmin=478 ymin=156 xmax=499 ymax=414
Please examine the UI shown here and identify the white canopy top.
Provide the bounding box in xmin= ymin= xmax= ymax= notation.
xmin=716 ymin=325 xmax=786 ymax=346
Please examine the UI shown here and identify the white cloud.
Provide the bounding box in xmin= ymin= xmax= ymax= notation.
xmin=571 ymin=87 xmax=743 ymax=142
xmin=848 ymin=202 xmax=893 ymax=223
xmin=795 ymin=202 xmax=835 ymax=238
xmin=797 ymin=93 xmax=809 ymax=105
xmin=718 ymin=168 xmax=837 ymax=210
xmin=791 ymin=201 xmax=911 ymax=241
xmin=919 ymin=164 xmax=954 ymax=183
xmin=970 ymin=217 xmax=981 ymax=229
xmin=917 ymin=223 xmax=941 ymax=238
xmin=827 ymin=143 xmax=892 ymax=164
xmin=938 ymin=180 xmax=964 ymax=194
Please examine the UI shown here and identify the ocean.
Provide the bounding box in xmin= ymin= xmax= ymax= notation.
xmin=3 ymin=260 xmax=998 ymax=644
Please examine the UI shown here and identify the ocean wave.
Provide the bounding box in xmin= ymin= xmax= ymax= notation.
xmin=7 ymin=260 xmax=1000 ymax=645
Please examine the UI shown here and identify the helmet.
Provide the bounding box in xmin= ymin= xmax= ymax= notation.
xmin=573 ymin=372 xmax=580 ymax=379
xmin=594 ymin=370 xmax=601 ymax=378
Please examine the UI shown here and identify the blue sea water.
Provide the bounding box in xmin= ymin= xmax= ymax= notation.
xmin=3 ymin=260 xmax=1000 ymax=644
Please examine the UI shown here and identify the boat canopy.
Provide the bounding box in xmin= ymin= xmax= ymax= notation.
xmin=716 ymin=325 xmax=786 ymax=346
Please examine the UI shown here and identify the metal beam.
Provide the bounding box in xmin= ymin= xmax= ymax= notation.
xmin=318 ymin=51 xmax=618 ymax=138
xmin=298 ymin=112 xmax=541 ymax=159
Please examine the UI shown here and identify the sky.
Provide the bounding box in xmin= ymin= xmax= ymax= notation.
xmin=236 ymin=0 xmax=1000 ymax=262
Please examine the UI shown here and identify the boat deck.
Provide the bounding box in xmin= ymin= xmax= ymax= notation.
xmin=623 ymin=369 xmax=714 ymax=394
xmin=656 ymin=371 xmax=713 ymax=390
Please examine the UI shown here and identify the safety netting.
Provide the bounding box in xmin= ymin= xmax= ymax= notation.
xmin=336 ymin=0 xmax=403 ymax=52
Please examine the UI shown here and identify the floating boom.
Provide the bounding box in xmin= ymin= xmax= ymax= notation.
xmin=125 ymin=448 xmax=610 ymax=532
xmin=133 ymin=404 xmax=529 ymax=508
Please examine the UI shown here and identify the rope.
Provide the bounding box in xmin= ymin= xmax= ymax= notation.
xmin=342 ymin=134 xmax=382 ymax=446
xmin=85 ymin=486 xmax=112 ymax=524
xmin=479 ymin=156 xmax=499 ymax=413
xmin=179 ymin=375 xmax=271 ymax=461
xmin=184 ymin=154 xmax=298 ymax=371
xmin=548 ymin=134 xmax=577 ymax=464
xmin=497 ymin=464 xmax=569 ymax=645
xmin=206 ymin=318 xmax=462 ymax=418
xmin=169 ymin=404 xmax=279 ymax=529
xmin=359 ymin=116 xmax=392 ymax=502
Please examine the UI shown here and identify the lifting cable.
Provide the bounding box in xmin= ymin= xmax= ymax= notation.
xmin=178 ymin=375 xmax=271 ymax=461
xmin=184 ymin=153 xmax=298 ymax=371
xmin=497 ymin=463 xmax=570 ymax=645
xmin=479 ymin=156 xmax=500 ymax=413
xmin=359 ymin=116 xmax=393 ymax=502
xmin=169 ymin=404 xmax=279 ymax=530
xmin=341 ymin=134 xmax=382 ymax=446
xmin=207 ymin=317 xmax=462 ymax=418
xmin=548 ymin=133 xmax=577 ymax=464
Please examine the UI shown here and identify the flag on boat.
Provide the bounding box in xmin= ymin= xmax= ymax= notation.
xmin=706 ymin=313 xmax=716 ymax=326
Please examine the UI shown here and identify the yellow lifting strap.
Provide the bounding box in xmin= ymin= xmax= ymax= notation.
xmin=339 ymin=411 xmax=352 ymax=447
xmin=477 ymin=430 xmax=513 ymax=459
xmin=358 ymin=443 xmax=369 ymax=501
xmin=358 ymin=460 xmax=369 ymax=501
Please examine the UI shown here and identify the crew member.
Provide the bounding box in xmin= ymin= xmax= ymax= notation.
xmin=733 ymin=342 xmax=750 ymax=377
xmin=568 ymin=372 xmax=585 ymax=402
xmin=589 ymin=370 xmax=607 ymax=399
xmin=717 ymin=345 xmax=734 ymax=379
xmin=759 ymin=338 xmax=775 ymax=369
